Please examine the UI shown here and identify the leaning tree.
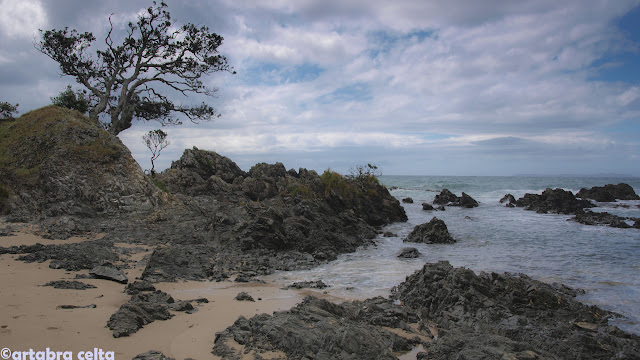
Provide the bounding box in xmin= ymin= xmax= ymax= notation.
xmin=37 ymin=1 xmax=233 ymax=135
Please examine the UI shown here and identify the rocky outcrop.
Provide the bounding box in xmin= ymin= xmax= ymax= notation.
xmin=234 ymin=292 xmax=255 ymax=302
xmin=89 ymin=264 xmax=128 ymax=284
xmin=392 ymin=261 xmax=640 ymax=359
xmin=421 ymin=203 xmax=434 ymax=211
xmin=500 ymin=193 xmax=516 ymax=207
xmin=577 ymin=183 xmax=640 ymax=202
xmin=107 ymin=290 xmax=201 ymax=338
xmin=43 ymin=280 xmax=96 ymax=290
xmin=570 ymin=210 xmax=636 ymax=228
xmin=131 ymin=351 xmax=175 ymax=360
xmin=1 ymin=240 xmax=119 ymax=271
xmin=283 ymin=280 xmax=329 ymax=290
xmin=397 ymin=247 xmax=422 ymax=258
xmin=404 ymin=217 xmax=456 ymax=244
xmin=515 ymin=188 xmax=594 ymax=214
xmin=402 ymin=197 xmax=414 ymax=203
xmin=0 ymin=106 xmax=163 ymax=225
xmin=213 ymin=296 xmax=422 ymax=360
xmin=433 ymin=189 xmax=478 ymax=208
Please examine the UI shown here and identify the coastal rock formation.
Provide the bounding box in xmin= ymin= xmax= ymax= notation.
xmin=392 ymin=261 xmax=640 ymax=359
xmin=402 ymin=197 xmax=414 ymax=203
xmin=43 ymin=280 xmax=96 ymax=290
xmin=421 ymin=202 xmax=435 ymax=211
xmin=577 ymin=183 xmax=640 ymax=202
xmin=107 ymin=290 xmax=200 ymax=338
xmin=284 ymin=280 xmax=329 ymax=290
xmin=404 ymin=217 xmax=456 ymax=244
xmin=570 ymin=210 xmax=635 ymax=228
xmin=213 ymin=296 xmax=421 ymax=360
xmin=0 ymin=106 xmax=163 ymax=229
xmin=1 ymin=240 xmax=119 ymax=271
xmin=515 ymin=188 xmax=594 ymax=214
xmin=89 ymin=264 xmax=128 ymax=284
xmin=500 ymin=193 xmax=516 ymax=207
xmin=397 ymin=247 xmax=422 ymax=258
xmin=433 ymin=189 xmax=478 ymax=208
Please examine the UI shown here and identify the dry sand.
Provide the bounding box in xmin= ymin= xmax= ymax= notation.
xmin=0 ymin=225 xmax=340 ymax=360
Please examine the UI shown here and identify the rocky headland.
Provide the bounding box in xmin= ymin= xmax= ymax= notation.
xmin=1 ymin=107 xmax=639 ymax=359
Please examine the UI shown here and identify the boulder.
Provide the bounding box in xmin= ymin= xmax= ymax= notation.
xmin=89 ymin=265 xmax=128 ymax=284
xmin=422 ymin=202 xmax=435 ymax=211
xmin=402 ymin=197 xmax=414 ymax=204
xmin=397 ymin=247 xmax=422 ymax=258
xmin=234 ymin=292 xmax=255 ymax=302
xmin=500 ymin=194 xmax=516 ymax=207
xmin=404 ymin=217 xmax=456 ymax=244
xmin=284 ymin=280 xmax=329 ymax=290
xmin=433 ymin=189 xmax=478 ymax=208
xmin=576 ymin=183 xmax=640 ymax=202
xmin=570 ymin=211 xmax=633 ymax=228
xmin=515 ymin=188 xmax=594 ymax=215
xmin=43 ymin=280 xmax=96 ymax=290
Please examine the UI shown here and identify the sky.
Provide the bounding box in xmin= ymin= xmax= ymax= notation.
xmin=1 ymin=0 xmax=640 ymax=176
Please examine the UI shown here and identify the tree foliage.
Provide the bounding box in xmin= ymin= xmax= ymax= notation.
xmin=142 ymin=129 xmax=170 ymax=175
xmin=0 ymin=102 xmax=19 ymax=119
xmin=51 ymin=85 xmax=90 ymax=114
xmin=37 ymin=1 xmax=233 ymax=135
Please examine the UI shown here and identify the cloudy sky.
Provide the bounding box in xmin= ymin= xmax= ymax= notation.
xmin=1 ymin=0 xmax=640 ymax=176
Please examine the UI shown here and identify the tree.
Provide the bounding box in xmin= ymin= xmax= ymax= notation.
xmin=51 ymin=85 xmax=90 ymax=114
xmin=0 ymin=102 xmax=19 ymax=119
xmin=142 ymin=129 xmax=170 ymax=175
xmin=37 ymin=1 xmax=233 ymax=135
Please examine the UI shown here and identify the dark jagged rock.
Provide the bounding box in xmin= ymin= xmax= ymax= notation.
xmin=283 ymin=280 xmax=329 ymax=290
xmin=421 ymin=202 xmax=434 ymax=211
xmin=125 ymin=280 xmax=156 ymax=295
xmin=234 ymin=292 xmax=255 ymax=302
xmin=89 ymin=264 xmax=128 ymax=284
xmin=515 ymin=188 xmax=594 ymax=214
xmin=382 ymin=231 xmax=397 ymax=237
xmin=404 ymin=217 xmax=456 ymax=244
xmin=1 ymin=240 xmax=119 ymax=271
xmin=57 ymin=304 xmax=96 ymax=309
xmin=43 ymin=280 xmax=96 ymax=290
xmin=392 ymin=261 xmax=640 ymax=359
xmin=433 ymin=189 xmax=478 ymax=208
xmin=131 ymin=351 xmax=176 ymax=360
xmin=402 ymin=197 xmax=414 ymax=203
xmin=397 ymin=247 xmax=422 ymax=258
xmin=577 ymin=183 xmax=640 ymax=202
xmin=107 ymin=290 xmax=201 ymax=338
xmin=213 ymin=296 xmax=421 ymax=360
xmin=500 ymin=193 xmax=516 ymax=207
xmin=0 ymin=106 xmax=163 ymax=225
xmin=570 ymin=210 xmax=634 ymax=228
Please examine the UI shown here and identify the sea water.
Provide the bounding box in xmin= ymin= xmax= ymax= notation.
xmin=261 ymin=176 xmax=640 ymax=335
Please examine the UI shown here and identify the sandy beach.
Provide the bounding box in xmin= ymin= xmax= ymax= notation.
xmin=0 ymin=225 xmax=335 ymax=360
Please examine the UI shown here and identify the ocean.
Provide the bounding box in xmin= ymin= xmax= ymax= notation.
xmin=261 ymin=176 xmax=640 ymax=335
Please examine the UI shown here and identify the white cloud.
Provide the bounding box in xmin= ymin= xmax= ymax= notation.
xmin=0 ymin=0 xmax=47 ymax=39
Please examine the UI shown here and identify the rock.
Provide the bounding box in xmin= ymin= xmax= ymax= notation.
xmin=382 ymin=231 xmax=397 ymax=237
xmin=0 ymin=106 xmax=163 ymax=224
xmin=284 ymin=280 xmax=329 ymax=290
xmin=213 ymin=296 xmax=418 ymax=360
xmin=132 ymin=351 xmax=176 ymax=360
xmin=43 ymin=280 xmax=96 ymax=290
xmin=89 ymin=265 xmax=128 ymax=284
xmin=3 ymin=240 xmax=119 ymax=271
xmin=422 ymin=202 xmax=435 ymax=211
xmin=397 ymin=247 xmax=422 ymax=258
xmin=500 ymin=194 xmax=516 ymax=207
xmin=404 ymin=217 xmax=456 ymax=244
xmin=125 ymin=280 xmax=156 ymax=295
xmin=107 ymin=290 xmax=199 ymax=338
xmin=577 ymin=183 xmax=640 ymax=202
xmin=234 ymin=292 xmax=255 ymax=302
xmin=392 ymin=261 xmax=640 ymax=359
xmin=433 ymin=189 xmax=478 ymax=208
xmin=402 ymin=197 xmax=414 ymax=203
xmin=57 ymin=304 xmax=96 ymax=309
xmin=515 ymin=188 xmax=594 ymax=215
xmin=436 ymin=205 xmax=446 ymax=211
xmin=570 ymin=211 xmax=634 ymax=228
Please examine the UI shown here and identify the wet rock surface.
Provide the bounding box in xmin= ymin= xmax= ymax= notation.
xmin=515 ymin=188 xmax=594 ymax=214
xmin=433 ymin=189 xmax=478 ymax=208
xmin=404 ymin=217 xmax=456 ymax=244
xmin=283 ymin=280 xmax=329 ymax=290
xmin=570 ymin=210 xmax=637 ymax=228
xmin=577 ymin=183 xmax=640 ymax=202
xmin=500 ymin=193 xmax=516 ymax=207
xmin=397 ymin=247 xmax=422 ymax=258
xmin=391 ymin=261 xmax=640 ymax=359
